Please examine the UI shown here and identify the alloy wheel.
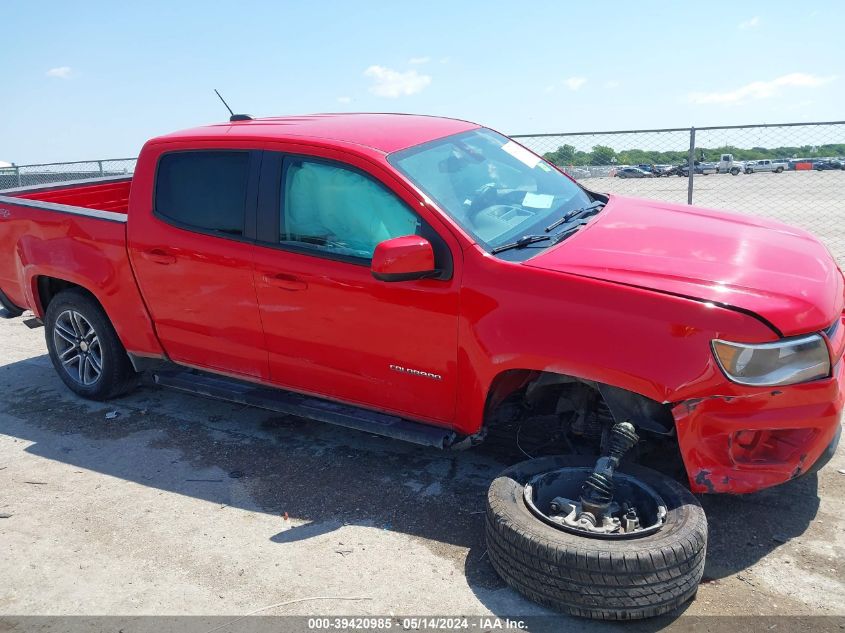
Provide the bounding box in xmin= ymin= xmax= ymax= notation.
xmin=52 ymin=310 xmax=103 ymax=386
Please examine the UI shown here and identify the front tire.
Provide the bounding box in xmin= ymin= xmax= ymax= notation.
xmin=485 ymin=456 xmax=707 ymax=620
xmin=44 ymin=289 xmax=138 ymax=400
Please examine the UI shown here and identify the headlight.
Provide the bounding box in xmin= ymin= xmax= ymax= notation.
xmin=712 ymin=335 xmax=830 ymax=386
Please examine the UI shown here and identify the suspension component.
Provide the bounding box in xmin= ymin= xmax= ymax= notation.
xmin=579 ymin=421 xmax=639 ymax=520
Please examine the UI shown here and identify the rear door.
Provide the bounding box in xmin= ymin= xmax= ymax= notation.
xmin=128 ymin=147 xmax=268 ymax=379
xmin=251 ymin=149 xmax=461 ymax=424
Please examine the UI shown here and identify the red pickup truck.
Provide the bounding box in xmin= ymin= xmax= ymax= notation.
xmin=0 ymin=114 xmax=842 ymax=620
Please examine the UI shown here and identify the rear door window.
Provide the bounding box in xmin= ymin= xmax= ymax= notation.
xmin=155 ymin=151 xmax=250 ymax=236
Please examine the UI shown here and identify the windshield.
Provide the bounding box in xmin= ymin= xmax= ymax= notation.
xmin=388 ymin=129 xmax=595 ymax=259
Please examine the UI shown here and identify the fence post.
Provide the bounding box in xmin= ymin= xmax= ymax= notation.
xmin=687 ymin=127 xmax=695 ymax=205
xmin=97 ymin=161 xmax=104 ymax=177
xmin=15 ymin=166 xmax=22 ymax=187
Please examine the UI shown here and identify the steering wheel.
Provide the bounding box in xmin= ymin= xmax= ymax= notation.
xmin=467 ymin=183 xmax=499 ymax=226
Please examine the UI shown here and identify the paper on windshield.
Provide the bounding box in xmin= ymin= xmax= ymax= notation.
xmin=522 ymin=192 xmax=554 ymax=209
xmin=502 ymin=141 xmax=541 ymax=169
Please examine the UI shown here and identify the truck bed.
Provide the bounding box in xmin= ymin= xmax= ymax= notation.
xmin=4 ymin=175 xmax=132 ymax=214
xmin=0 ymin=175 xmax=162 ymax=358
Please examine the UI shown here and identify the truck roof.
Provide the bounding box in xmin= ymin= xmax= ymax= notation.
xmin=152 ymin=113 xmax=479 ymax=154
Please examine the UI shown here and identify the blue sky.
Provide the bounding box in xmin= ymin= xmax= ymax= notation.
xmin=2 ymin=1 xmax=842 ymax=164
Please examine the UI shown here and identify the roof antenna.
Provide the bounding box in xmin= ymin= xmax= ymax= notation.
xmin=214 ymin=89 xmax=253 ymax=122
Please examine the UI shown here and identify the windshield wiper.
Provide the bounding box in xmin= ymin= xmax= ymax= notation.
xmin=493 ymin=214 xmax=596 ymax=255
xmin=544 ymin=200 xmax=606 ymax=233
xmin=550 ymin=221 xmax=589 ymax=245
xmin=490 ymin=234 xmax=551 ymax=255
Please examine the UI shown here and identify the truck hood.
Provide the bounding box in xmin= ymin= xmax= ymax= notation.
xmin=526 ymin=196 xmax=844 ymax=336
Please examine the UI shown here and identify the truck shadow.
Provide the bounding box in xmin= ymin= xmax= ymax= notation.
xmin=0 ymin=353 xmax=823 ymax=620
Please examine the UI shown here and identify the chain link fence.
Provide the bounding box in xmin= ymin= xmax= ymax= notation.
xmin=3 ymin=121 xmax=844 ymax=265
xmin=0 ymin=158 xmax=136 ymax=190
xmin=513 ymin=121 xmax=845 ymax=267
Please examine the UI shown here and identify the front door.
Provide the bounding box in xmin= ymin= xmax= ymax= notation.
xmin=251 ymin=151 xmax=460 ymax=423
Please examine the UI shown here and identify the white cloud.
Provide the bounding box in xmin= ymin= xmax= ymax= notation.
xmin=783 ymin=99 xmax=815 ymax=112
xmin=337 ymin=96 xmax=353 ymax=104
xmin=687 ymin=73 xmax=835 ymax=105
xmin=46 ymin=66 xmax=72 ymax=79
xmin=408 ymin=56 xmax=430 ymax=65
xmin=604 ymin=80 xmax=620 ymax=89
xmin=564 ymin=77 xmax=587 ymax=91
xmin=364 ymin=65 xmax=432 ymax=98
xmin=739 ymin=16 xmax=760 ymax=29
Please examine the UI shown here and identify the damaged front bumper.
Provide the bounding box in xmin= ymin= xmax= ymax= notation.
xmin=674 ymin=345 xmax=844 ymax=495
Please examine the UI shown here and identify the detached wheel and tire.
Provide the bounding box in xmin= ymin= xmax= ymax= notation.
xmin=485 ymin=455 xmax=706 ymax=620
xmin=44 ymin=289 xmax=138 ymax=400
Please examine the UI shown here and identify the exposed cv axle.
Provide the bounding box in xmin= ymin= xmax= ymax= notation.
xmin=579 ymin=420 xmax=639 ymax=520
xmin=527 ymin=420 xmax=668 ymax=538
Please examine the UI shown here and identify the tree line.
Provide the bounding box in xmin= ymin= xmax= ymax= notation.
xmin=542 ymin=143 xmax=845 ymax=167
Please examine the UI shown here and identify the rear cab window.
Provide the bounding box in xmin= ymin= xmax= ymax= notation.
xmin=154 ymin=151 xmax=250 ymax=236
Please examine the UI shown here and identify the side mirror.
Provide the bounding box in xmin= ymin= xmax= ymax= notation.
xmin=371 ymin=236 xmax=438 ymax=282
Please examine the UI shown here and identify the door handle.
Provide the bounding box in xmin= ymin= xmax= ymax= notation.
xmin=142 ymin=249 xmax=177 ymax=265
xmin=263 ymin=273 xmax=308 ymax=291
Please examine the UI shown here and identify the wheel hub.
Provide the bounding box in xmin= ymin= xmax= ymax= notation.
xmin=522 ymin=422 xmax=667 ymax=539
xmin=52 ymin=309 xmax=103 ymax=386
xmin=524 ymin=467 xmax=667 ymax=539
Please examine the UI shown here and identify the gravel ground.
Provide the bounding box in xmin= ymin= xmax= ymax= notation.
xmin=0 ymin=307 xmax=843 ymax=627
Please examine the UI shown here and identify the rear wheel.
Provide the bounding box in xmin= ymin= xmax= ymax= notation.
xmin=486 ymin=455 xmax=706 ymax=620
xmin=0 ymin=295 xmax=24 ymax=317
xmin=44 ymin=289 xmax=138 ymax=400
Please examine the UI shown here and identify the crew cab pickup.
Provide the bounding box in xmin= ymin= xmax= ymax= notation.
xmin=745 ymin=158 xmax=786 ymax=173
xmin=1 ymin=114 xmax=842 ymax=620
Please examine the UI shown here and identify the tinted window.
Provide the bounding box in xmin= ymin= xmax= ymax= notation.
xmin=281 ymin=159 xmax=420 ymax=259
xmin=155 ymin=151 xmax=250 ymax=236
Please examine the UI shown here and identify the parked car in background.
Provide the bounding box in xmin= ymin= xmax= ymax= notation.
xmin=815 ymin=159 xmax=844 ymax=171
xmin=745 ymin=159 xmax=784 ymax=174
xmin=616 ymin=166 xmax=654 ymax=178
xmin=562 ymin=166 xmax=591 ymax=179
xmin=716 ymin=154 xmax=743 ymax=176
xmin=790 ymin=158 xmax=815 ymax=170
xmin=678 ymin=161 xmax=717 ymax=176
xmin=652 ymin=164 xmax=674 ymax=176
